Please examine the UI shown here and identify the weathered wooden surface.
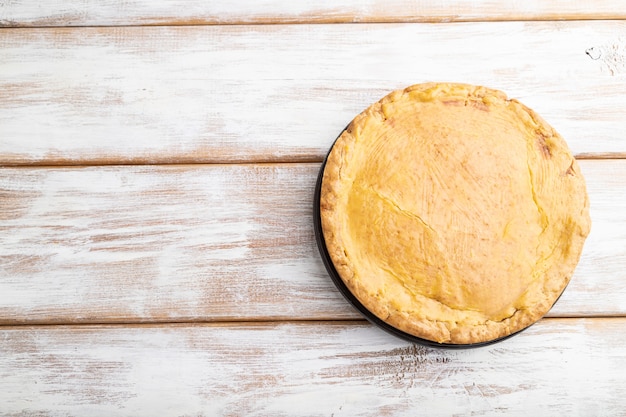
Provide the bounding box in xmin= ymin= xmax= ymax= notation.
xmin=2 ymin=1 xmax=626 ymax=415
xmin=0 ymin=0 xmax=623 ymax=26
xmin=1 ymin=319 xmax=625 ymax=417
xmin=0 ymin=160 xmax=624 ymax=323
xmin=2 ymin=22 xmax=626 ymax=165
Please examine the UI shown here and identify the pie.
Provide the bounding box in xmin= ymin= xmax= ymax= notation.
xmin=319 ymin=83 xmax=591 ymax=345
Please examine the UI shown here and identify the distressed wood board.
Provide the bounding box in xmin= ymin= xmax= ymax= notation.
xmin=1 ymin=160 xmax=623 ymax=324
xmin=1 ymin=319 xmax=625 ymax=416
xmin=2 ymin=22 xmax=626 ymax=165
xmin=1 ymin=0 xmax=625 ymax=26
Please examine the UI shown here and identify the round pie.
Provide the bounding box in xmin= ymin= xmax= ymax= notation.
xmin=319 ymin=83 xmax=591 ymax=345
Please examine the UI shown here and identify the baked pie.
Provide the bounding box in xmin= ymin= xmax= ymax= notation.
xmin=319 ymin=83 xmax=591 ymax=345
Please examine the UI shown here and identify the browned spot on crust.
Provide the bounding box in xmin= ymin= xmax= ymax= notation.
xmin=442 ymin=99 xmax=489 ymax=112
xmin=344 ymin=121 xmax=355 ymax=135
xmin=537 ymin=133 xmax=552 ymax=158
xmin=442 ymin=100 xmax=462 ymax=107
xmin=467 ymin=100 xmax=489 ymax=112
xmin=565 ymin=160 xmax=576 ymax=176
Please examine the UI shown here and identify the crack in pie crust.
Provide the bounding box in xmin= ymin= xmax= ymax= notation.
xmin=319 ymin=83 xmax=591 ymax=345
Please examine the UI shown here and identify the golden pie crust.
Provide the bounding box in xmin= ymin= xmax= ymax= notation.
xmin=320 ymin=83 xmax=591 ymax=344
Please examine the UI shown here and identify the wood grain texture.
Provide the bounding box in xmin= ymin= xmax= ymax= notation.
xmin=0 ymin=0 xmax=625 ymax=27
xmin=2 ymin=5 xmax=623 ymax=416
xmin=1 ymin=319 xmax=625 ymax=416
xmin=1 ymin=160 xmax=623 ymax=323
xmin=2 ymin=22 xmax=626 ymax=165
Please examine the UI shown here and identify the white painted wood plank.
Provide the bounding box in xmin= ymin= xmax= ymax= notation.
xmin=0 ymin=161 xmax=623 ymax=323
xmin=1 ymin=319 xmax=625 ymax=416
xmin=0 ymin=164 xmax=347 ymax=323
xmin=1 ymin=22 xmax=626 ymax=165
xmin=0 ymin=0 xmax=623 ymax=27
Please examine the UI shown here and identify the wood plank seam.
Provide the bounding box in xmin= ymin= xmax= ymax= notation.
xmin=1 ymin=155 xmax=624 ymax=169
xmin=2 ymin=17 xmax=626 ymax=29
xmin=0 ymin=316 xmax=618 ymax=330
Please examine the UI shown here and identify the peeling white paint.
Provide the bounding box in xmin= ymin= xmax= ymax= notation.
xmin=0 ymin=321 xmax=625 ymax=416
xmin=2 ymin=22 xmax=626 ymax=164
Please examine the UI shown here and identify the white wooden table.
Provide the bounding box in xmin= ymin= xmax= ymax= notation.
xmin=2 ymin=2 xmax=626 ymax=415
